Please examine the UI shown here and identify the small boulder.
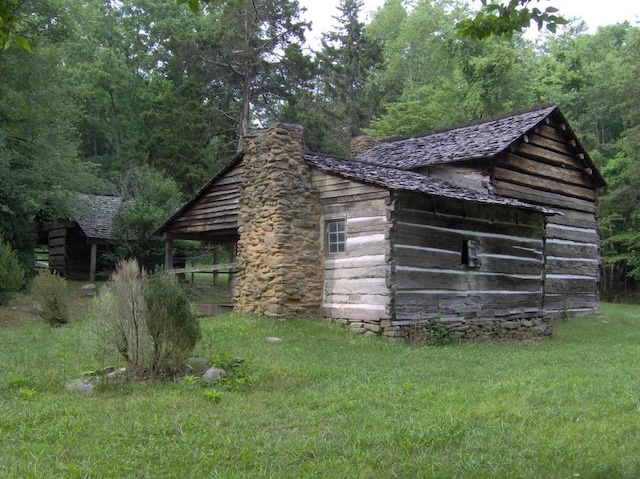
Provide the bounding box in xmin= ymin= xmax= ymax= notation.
xmin=186 ymin=357 xmax=212 ymax=375
xmin=201 ymin=367 xmax=227 ymax=383
xmin=80 ymin=284 xmax=97 ymax=297
xmin=106 ymin=368 xmax=127 ymax=381
xmin=64 ymin=379 xmax=95 ymax=394
xmin=265 ymin=337 xmax=283 ymax=343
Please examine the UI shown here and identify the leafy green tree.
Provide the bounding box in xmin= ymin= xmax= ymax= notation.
xmin=111 ymin=165 xmax=184 ymax=271
xmin=364 ymin=0 xmax=538 ymax=138
xmin=456 ymin=0 xmax=566 ymax=40
xmin=201 ymin=0 xmax=309 ymax=140
xmin=0 ymin=236 xmax=25 ymax=304
xmin=0 ymin=0 xmax=105 ymax=272
xmin=0 ymin=0 xmax=31 ymax=51
xmin=588 ymin=25 xmax=640 ymax=295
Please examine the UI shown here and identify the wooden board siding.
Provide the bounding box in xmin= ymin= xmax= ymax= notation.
xmin=165 ymin=164 xmax=242 ymax=237
xmin=48 ymin=226 xmax=66 ymax=274
xmin=421 ymin=163 xmax=491 ymax=194
xmin=311 ymin=170 xmax=392 ymax=328
xmin=48 ymin=223 xmax=92 ymax=280
xmin=390 ymin=193 xmax=546 ymax=324
xmin=491 ymin=120 xmax=600 ymax=315
xmin=313 ymin=172 xmax=390 ymax=204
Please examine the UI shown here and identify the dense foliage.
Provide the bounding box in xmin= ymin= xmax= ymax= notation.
xmin=1 ymin=0 xmax=640 ymax=296
xmin=0 ymin=236 xmax=25 ymax=304
xmin=94 ymin=258 xmax=200 ymax=378
xmin=110 ymin=165 xmax=184 ymax=271
xmin=30 ymin=269 xmax=69 ymax=326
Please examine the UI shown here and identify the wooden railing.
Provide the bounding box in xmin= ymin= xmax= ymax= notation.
xmin=166 ymin=262 xmax=237 ymax=275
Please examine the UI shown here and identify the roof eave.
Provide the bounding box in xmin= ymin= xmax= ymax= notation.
xmin=155 ymin=153 xmax=244 ymax=236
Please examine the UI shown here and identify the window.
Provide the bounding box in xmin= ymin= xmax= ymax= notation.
xmin=461 ymin=239 xmax=479 ymax=268
xmin=326 ymin=220 xmax=346 ymax=254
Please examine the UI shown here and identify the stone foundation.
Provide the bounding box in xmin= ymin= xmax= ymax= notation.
xmin=234 ymin=124 xmax=323 ymax=318
xmin=378 ymin=317 xmax=552 ymax=342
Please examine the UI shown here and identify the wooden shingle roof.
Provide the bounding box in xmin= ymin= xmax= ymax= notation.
xmin=75 ymin=194 xmax=121 ymax=241
xmin=305 ymin=154 xmax=557 ymax=215
xmin=357 ymin=104 xmax=559 ymax=170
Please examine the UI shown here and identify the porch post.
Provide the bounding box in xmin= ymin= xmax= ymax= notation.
xmin=228 ymin=242 xmax=237 ymax=294
xmin=164 ymin=236 xmax=174 ymax=270
xmin=89 ymin=242 xmax=97 ymax=282
xmin=213 ymin=244 xmax=220 ymax=286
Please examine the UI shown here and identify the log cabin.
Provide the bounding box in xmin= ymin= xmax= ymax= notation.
xmin=47 ymin=194 xmax=120 ymax=281
xmin=157 ymin=104 xmax=605 ymax=341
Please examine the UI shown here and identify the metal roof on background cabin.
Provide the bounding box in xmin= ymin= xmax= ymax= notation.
xmin=305 ymin=153 xmax=558 ymax=215
xmin=74 ymin=194 xmax=122 ymax=241
xmin=355 ymin=104 xmax=605 ymax=187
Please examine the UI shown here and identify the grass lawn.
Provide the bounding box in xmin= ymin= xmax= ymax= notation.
xmin=1 ymin=296 xmax=639 ymax=478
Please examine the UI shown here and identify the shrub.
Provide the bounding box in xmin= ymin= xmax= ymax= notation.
xmin=94 ymin=258 xmax=200 ymax=379
xmin=31 ymin=269 xmax=69 ymax=326
xmin=145 ymin=270 xmax=201 ymax=376
xmin=94 ymin=258 xmax=149 ymax=375
xmin=0 ymin=236 xmax=26 ymax=304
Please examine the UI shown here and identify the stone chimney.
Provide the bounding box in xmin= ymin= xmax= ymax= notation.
xmin=350 ymin=135 xmax=381 ymax=158
xmin=234 ymin=124 xmax=323 ymax=318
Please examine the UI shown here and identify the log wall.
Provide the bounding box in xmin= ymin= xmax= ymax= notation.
xmin=384 ymin=193 xmax=551 ymax=341
xmin=311 ymin=170 xmax=392 ymax=334
xmin=492 ymin=120 xmax=600 ymax=316
xmin=48 ymin=223 xmax=96 ymax=280
xmin=165 ymin=163 xmax=242 ymax=238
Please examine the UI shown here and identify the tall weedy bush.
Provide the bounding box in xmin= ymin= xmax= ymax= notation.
xmin=96 ymin=258 xmax=149 ymax=376
xmin=0 ymin=236 xmax=25 ymax=304
xmin=31 ymin=269 xmax=69 ymax=326
xmin=145 ymin=271 xmax=201 ymax=376
xmin=94 ymin=258 xmax=200 ymax=379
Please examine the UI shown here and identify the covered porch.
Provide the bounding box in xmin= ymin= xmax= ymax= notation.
xmin=162 ymin=231 xmax=238 ymax=312
xmin=155 ymin=156 xmax=243 ymax=311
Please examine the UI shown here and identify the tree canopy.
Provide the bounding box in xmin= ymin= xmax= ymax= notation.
xmin=3 ymin=0 xmax=640 ymax=297
xmin=456 ymin=0 xmax=566 ymax=39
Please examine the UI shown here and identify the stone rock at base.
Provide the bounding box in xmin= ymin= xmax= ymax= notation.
xmin=80 ymin=284 xmax=97 ymax=297
xmin=106 ymin=368 xmax=127 ymax=381
xmin=230 ymin=357 xmax=244 ymax=367
xmin=265 ymin=336 xmax=283 ymax=343
xmin=65 ymin=379 xmax=95 ymax=394
xmin=186 ymin=357 xmax=212 ymax=375
xmin=201 ymin=367 xmax=227 ymax=383
xmin=534 ymin=324 xmax=552 ymax=335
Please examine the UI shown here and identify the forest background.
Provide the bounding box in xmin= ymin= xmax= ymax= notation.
xmin=1 ymin=0 xmax=639 ymax=298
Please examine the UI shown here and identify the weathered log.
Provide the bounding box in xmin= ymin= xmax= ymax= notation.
xmin=493 ymin=167 xmax=595 ymax=201
xmin=515 ymin=142 xmax=579 ymax=168
xmin=499 ymin=153 xmax=593 ymax=188
xmin=494 ymin=181 xmax=596 ymax=213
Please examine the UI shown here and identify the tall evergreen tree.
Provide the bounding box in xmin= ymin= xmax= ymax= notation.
xmin=201 ymin=0 xmax=309 ymax=142
xmin=316 ymin=0 xmax=382 ymax=148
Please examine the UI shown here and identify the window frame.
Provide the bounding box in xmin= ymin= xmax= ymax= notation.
xmin=461 ymin=239 xmax=479 ymax=268
xmin=326 ymin=219 xmax=346 ymax=255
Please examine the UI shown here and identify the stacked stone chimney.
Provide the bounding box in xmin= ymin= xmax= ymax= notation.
xmin=234 ymin=124 xmax=323 ymax=318
xmin=350 ymin=135 xmax=380 ymax=158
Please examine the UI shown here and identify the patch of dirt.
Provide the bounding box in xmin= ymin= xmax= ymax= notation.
xmin=0 ymin=293 xmax=40 ymax=325
xmin=0 ymin=290 xmax=94 ymax=326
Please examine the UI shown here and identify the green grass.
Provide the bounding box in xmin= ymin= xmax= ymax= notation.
xmin=1 ymin=301 xmax=639 ymax=478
